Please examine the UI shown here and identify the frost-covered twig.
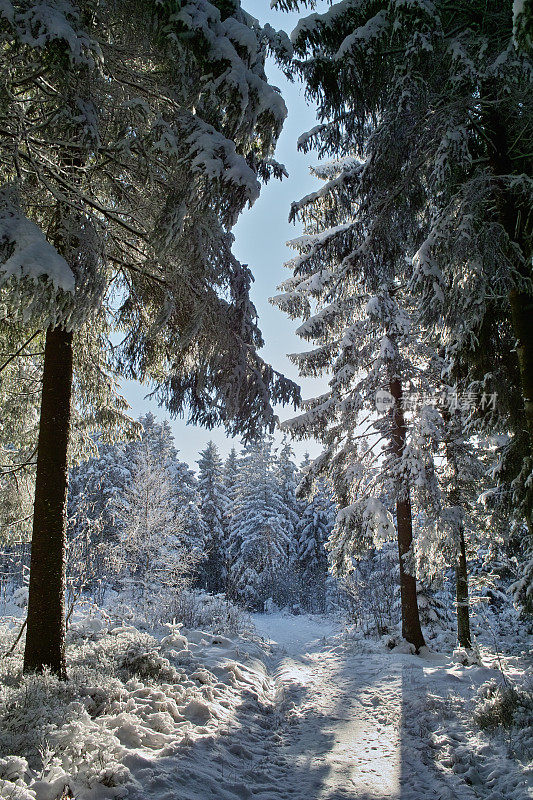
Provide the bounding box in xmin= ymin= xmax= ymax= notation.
xmin=2 ymin=616 xmax=26 ymax=657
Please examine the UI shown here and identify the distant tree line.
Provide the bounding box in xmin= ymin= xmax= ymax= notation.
xmin=63 ymin=415 xmax=335 ymax=616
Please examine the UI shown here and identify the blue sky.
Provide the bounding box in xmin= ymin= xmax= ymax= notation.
xmin=120 ymin=1 xmax=329 ymax=470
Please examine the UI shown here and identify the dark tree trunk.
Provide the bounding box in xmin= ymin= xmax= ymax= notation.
xmin=456 ymin=524 xmax=471 ymax=649
xmin=389 ymin=378 xmax=426 ymax=651
xmin=441 ymin=407 xmax=473 ymax=648
xmin=23 ymin=325 xmax=74 ymax=679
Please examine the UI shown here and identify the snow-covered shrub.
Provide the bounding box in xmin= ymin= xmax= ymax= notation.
xmin=47 ymin=717 xmax=129 ymax=790
xmin=474 ymin=680 xmax=533 ymax=737
xmin=172 ymin=591 xmax=252 ymax=637
xmin=67 ymin=627 xmax=156 ymax=672
xmin=452 ymin=644 xmax=481 ymax=666
xmin=0 ymin=758 xmax=29 ymax=784
xmin=118 ymin=645 xmax=179 ymax=682
xmin=0 ymin=671 xmax=83 ymax=768
xmin=0 ymin=756 xmax=34 ymax=800
xmin=0 ymin=779 xmax=35 ymax=800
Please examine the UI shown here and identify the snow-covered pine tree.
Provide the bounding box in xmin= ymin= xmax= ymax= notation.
xmin=129 ymin=414 xmax=174 ymax=464
xmin=67 ymin=438 xmax=133 ymax=598
xmin=221 ymin=447 xmax=240 ymax=574
xmin=274 ymin=439 xmax=300 ymax=564
xmin=228 ymin=437 xmax=292 ymax=610
xmin=223 ymin=448 xmax=240 ymax=507
xmin=274 ymin=223 xmax=439 ymax=646
xmin=0 ymin=0 xmax=299 ymax=675
xmin=168 ymin=468 xmax=206 ymax=569
xmin=197 ymin=441 xmax=228 ymax=593
xmin=284 ymin=0 xmax=532 ymax=608
xmin=295 ymin=455 xmax=334 ymax=612
xmin=285 ymin=0 xmax=531 ymax=441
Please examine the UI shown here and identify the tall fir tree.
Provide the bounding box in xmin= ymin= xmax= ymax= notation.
xmin=228 ymin=437 xmax=293 ymax=610
xmin=282 ymin=0 xmax=532 ymax=607
xmin=296 ymin=456 xmax=334 ymax=612
xmin=274 ymin=204 xmax=436 ymax=646
xmin=198 ymin=441 xmax=229 ymax=593
xmin=275 ymin=439 xmax=300 ymax=563
xmin=0 ymin=0 xmax=299 ymax=675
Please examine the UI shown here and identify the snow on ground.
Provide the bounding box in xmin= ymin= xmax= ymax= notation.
xmin=0 ymin=611 xmax=531 ymax=800
xmin=254 ymin=613 xmax=532 ymax=800
xmin=252 ymin=612 xmax=338 ymax=655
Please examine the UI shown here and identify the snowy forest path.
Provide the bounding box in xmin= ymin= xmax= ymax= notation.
xmin=125 ymin=615 xmax=488 ymax=800
xmin=252 ymin=613 xmax=477 ymax=800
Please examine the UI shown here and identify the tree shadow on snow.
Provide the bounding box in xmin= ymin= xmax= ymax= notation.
xmin=125 ymin=646 xmax=462 ymax=800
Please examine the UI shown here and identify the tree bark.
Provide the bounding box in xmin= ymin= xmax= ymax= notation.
xmin=389 ymin=377 xmax=426 ymax=650
xmin=441 ymin=408 xmax=473 ymax=648
xmin=456 ymin=524 xmax=472 ymax=649
xmin=23 ymin=325 xmax=74 ymax=679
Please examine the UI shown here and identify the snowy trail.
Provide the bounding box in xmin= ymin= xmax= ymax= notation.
xmin=252 ymin=614 xmax=467 ymax=800
xmin=124 ymin=615 xmax=529 ymax=800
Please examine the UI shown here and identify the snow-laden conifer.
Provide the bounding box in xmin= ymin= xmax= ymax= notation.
xmin=284 ymin=0 xmax=532 ymax=612
xmin=228 ymin=437 xmax=293 ymax=609
xmin=295 ymin=455 xmax=334 ymax=612
xmin=1 ymin=0 xmax=299 ymax=675
xmin=275 ymin=439 xmax=300 ymax=563
xmin=273 ymin=163 xmax=440 ymax=646
xmin=198 ymin=441 xmax=229 ymax=593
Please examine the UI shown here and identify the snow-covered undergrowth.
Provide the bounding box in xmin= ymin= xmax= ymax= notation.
xmin=0 ymin=610 xmax=271 ymax=800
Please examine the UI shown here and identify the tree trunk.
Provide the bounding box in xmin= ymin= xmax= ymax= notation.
xmin=23 ymin=325 xmax=74 ymax=679
xmin=389 ymin=377 xmax=426 ymax=651
xmin=441 ymin=408 xmax=473 ymax=649
xmin=456 ymin=524 xmax=471 ymax=649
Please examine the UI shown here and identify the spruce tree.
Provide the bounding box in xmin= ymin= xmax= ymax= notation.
xmin=223 ymin=448 xmax=240 ymax=507
xmin=0 ymin=0 xmax=298 ymax=675
xmin=275 ymin=439 xmax=300 ymax=563
xmin=198 ymin=441 xmax=228 ymax=593
xmin=274 ymin=184 xmax=433 ymax=646
xmin=283 ymin=0 xmax=532 ymax=603
xmin=228 ymin=437 xmax=292 ymax=609
xmin=67 ymin=439 xmax=132 ymax=598
xmin=285 ymin=0 xmax=531 ymax=434
xmin=295 ymin=458 xmax=334 ymax=612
